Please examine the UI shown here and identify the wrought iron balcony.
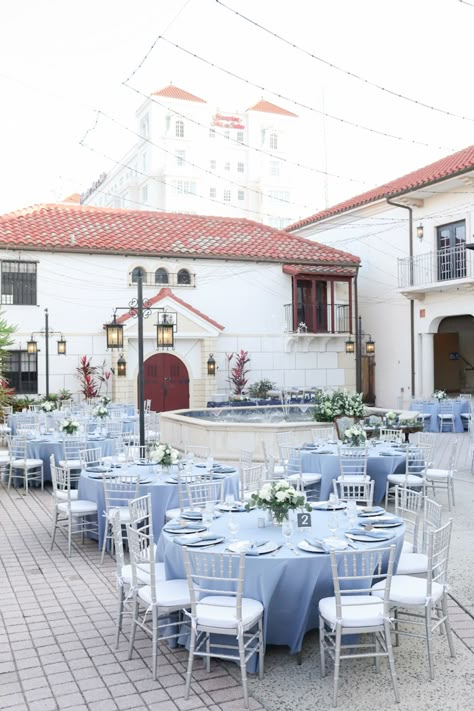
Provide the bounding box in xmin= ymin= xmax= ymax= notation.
xmin=398 ymin=245 xmax=474 ymax=291
xmin=128 ymin=270 xmax=196 ymax=288
xmin=284 ymin=302 xmax=350 ymax=333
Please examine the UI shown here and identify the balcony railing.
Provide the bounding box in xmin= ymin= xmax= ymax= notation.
xmin=398 ymin=245 xmax=474 ymax=289
xmin=284 ymin=302 xmax=350 ymax=333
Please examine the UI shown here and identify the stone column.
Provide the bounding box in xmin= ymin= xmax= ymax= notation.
xmin=419 ymin=332 xmax=434 ymax=399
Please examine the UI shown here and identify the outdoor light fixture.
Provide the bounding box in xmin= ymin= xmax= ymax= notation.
xmin=117 ymin=354 xmax=127 ymax=377
xmin=27 ymin=338 xmax=38 ymax=355
xmin=416 ymin=223 xmax=424 ymax=241
xmin=105 ymin=312 xmax=124 ymax=350
xmin=366 ymin=337 xmax=375 ymax=355
xmin=57 ymin=338 xmax=67 ymax=355
xmin=345 ymin=337 xmax=355 ymax=354
xmin=156 ymin=312 xmax=175 ymax=350
xmin=207 ymin=353 xmax=216 ymax=375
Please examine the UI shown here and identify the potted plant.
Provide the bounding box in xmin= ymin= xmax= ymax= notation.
xmin=248 ymin=379 xmax=276 ymax=399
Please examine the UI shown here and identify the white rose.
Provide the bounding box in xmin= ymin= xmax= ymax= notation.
xmin=275 ymin=491 xmax=288 ymax=502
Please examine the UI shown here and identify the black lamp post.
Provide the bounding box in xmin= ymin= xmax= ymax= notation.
xmin=345 ymin=316 xmax=375 ymax=392
xmin=105 ymin=270 xmax=177 ymax=448
xmin=27 ymin=308 xmax=66 ymax=396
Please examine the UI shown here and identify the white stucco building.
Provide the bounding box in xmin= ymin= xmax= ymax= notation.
xmin=0 ymin=202 xmax=359 ymax=409
xmin=287 ymin=144 xmax=474 ymax=408
xmin=81 ymin=84 xmax=306 ymax=230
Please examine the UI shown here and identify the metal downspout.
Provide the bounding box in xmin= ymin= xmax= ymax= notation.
xmin=387 ymin=198 xmax=415 ymax=398
xmin=354 ymin=269 xmax=360 ymax=392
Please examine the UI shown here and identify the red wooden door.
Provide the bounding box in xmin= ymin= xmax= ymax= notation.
xmin=143 ymin=353 xmax=190 ymax=412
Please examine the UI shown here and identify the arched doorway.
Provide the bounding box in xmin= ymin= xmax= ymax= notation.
xmin=434 ymin=315 xmax=474 ymax=394
xmin=143 ymin=353 xmax=190 ymax=412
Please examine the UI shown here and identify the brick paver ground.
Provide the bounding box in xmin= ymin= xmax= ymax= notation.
xmin=0 ymin=484 xmax=263 ymax=711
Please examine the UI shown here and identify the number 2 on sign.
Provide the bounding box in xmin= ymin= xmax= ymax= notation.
xmin=296 ymin=512 xmax=312 ymax=528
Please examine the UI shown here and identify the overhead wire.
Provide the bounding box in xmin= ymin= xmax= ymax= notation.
xmin=215 ymin=0 xmax=474 ymax=124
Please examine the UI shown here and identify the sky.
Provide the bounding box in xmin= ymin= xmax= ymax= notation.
xmin=1 ymin=0 xmax=473 ymax=218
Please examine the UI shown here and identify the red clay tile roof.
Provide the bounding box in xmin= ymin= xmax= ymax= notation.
xmin=62 ymin=193 xmax=81 ymax=204
xmin=247 ymin=100 xmax=298 ymax=117
xmin=117 ymin=288 xmax=224 ymax=330
xmin=0 ymin=203 xmax=359 ymax=266
xmin=283 ymin=264 xmax=358 ymax=277
xmin=151 ymin=85 xmax=206 ymax=103
xmin=287 ymin=144 xmax=474 ymax=231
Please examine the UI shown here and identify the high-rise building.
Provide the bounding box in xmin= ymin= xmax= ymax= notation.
xmin=81 ymin=84 xmax=303 ymax=228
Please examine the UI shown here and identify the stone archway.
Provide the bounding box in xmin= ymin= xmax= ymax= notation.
xmin=434 ymin=315 xmax=474 ymax=394
xmin=143 ymin=353 xmax=190 ymax=412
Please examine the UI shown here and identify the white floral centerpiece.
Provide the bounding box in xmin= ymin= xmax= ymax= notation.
xmin=93 ymin=405 xmax=109 ymax=419
xmin=246 ymin=480 xmax=311 ymax=525
xmin=149 ymin=442 xmax=180 ymax=467
xmin=433 ymin=390 xmax=447 ymax=401
xmin=342 ymin=424 xmax=367 ymax=447
xmin=100 ymin=395 xmax=111 ymax=406
xmin=59 ymin=417 xmax=80 ymax=435
xmin=385 ymin=410 xmax=398 ymax=425
xmin=40 ymin=400 xmax=56 ymax=413
xmin=313 ymin=389 xmax=365 ymax=423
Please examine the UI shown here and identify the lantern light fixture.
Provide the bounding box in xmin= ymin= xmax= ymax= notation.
xmin=57 ymin=337 xmax=67 ymax=355
xmin=366 ymin=337 xmax=376 ymax=355
xmin=156 ymin=312 xmax=175 ymax=350
xmin=207 ymin=353 xmax=216 ymax=375
xmin=105 ymin=312 xmax=124 ymax=350
xmin=117 ymin=354 xmax=127 ymax=377
xmin=416 ymin=223 xmax=424 ymax=241
xmin=27 ymin=338 xmax=38 ymax=355
xmin=345 ymin=337 xmax=355 ymax=354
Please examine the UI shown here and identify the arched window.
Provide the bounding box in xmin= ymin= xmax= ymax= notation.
xmin=176 ymin=120 xmax=184 ymax=138
xmin=177 ymin=269 xmax=191 ymax=285
xmin=269 ymin=133 xmax=278 ymax=150
xmin=155 ymin=268 xmax=169 ymax=285
xmin=131 ymin=267 xmax=145 ymax=283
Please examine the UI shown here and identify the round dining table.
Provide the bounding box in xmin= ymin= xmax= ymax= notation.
xmin=157 ymin=506 xmax=405 ymax=671
xmin=24 ymin=433 xmax=114 ymax=482
xmin=78 ymin=463 xmax=241 ymax=547
xmin=299 ymin=442 xmax=407 ymax=504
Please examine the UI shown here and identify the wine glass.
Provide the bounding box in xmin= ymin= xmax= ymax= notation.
xmin=225 ymin=493 xmax=235 ymax=510
xmin=227 ymin=513 xmax=239 ymax=542
xmin=206 ymin=456 xmax=214 ymax=475
xmin=326 ymin=509 xmax=340 ymax=546
xmin=346 ymin=500 xmax=358 ymax=528
xmin=282 ymin=519 xmax=294 ymax=548
xmin=202 ymin=501 xmax=214 ymax=531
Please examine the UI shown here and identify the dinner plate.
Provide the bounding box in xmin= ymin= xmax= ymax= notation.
xmin=379 ymin=451 xmax=396 ymax=456
xmin=367 ymin=519 xmax=403 ymax=528
xmin=226 ymin=540 xmax=278 ymax=555
xmin=311 ymin=501 xmax=347 ymax=511
xmin=323 ymin=538 xmax=349 ymax=550
xmin=180 ymin=511 xmax=203 ymax=520
xmin=358 ymin=506 xmax=386 ymax=517
xmin=212 ymin=467 xmax=236 ymax=474
xmin=174 ymin=535 xmax=225 ymax=547
xmin=297 ymin=540 xmax=329 ymax=554
xmin=138 ymin=478 xmax=153 ymax=485
xmin=346 ymin=531 xmax=394 ymax=543
xmin=86 ymin=466 xmax=110 ymax=473
xmin=165 ymin=478 xmax=178 ymax=484
xmin=314 ymin=449 xmax=333 ymax=455
xmin=87 ymin=473 xmax=116 ymax=480
xmin=164 ymin=524 xmax=207 ymax=535
xmin=216 ymin=502 xmax=246 ymax=512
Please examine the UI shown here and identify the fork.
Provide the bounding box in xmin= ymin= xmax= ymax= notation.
xmin=287 ymin=543 xmax=300 ymax=556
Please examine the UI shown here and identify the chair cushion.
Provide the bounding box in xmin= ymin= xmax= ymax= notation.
xmin=396 ymin=552 xmax=429 ymax=575
xmin=387 ymin=474 xmax=424 ymax=486
xmin=165 ymin=507 xmax=182 ymax=521
xmin=59 ymin=459 xmax=82 ymax=470
xmin=57 ymin=500 xmax=98 ymax=515
xmin=55 ymin=490 xmax=79 ymax=501
xmin=287 ymin=472 xmax=322 ymax=484
xmin=336 ymin=474 xmax=367 ymax=482
xmin=195 ymin=595 xmax=263 ymax=629
xmin=138 ymin=578 xmax=190 ymax=608
xmin=12 ymin=459 xmax=43 ymax=468
xmin=121 ymin=562 xmax=166 ymax=586
xmin=106 ymin=507 xmax=131 ymax=522
xmin=425 ymin=468 xmax=449 ymax=481
xmin=319 ymin=594 xmax=386 ymax=627
xmin=372 ymin=575 xmax=444 ymax=605
xmin=402 ymin=540 xmax=414 ymax=554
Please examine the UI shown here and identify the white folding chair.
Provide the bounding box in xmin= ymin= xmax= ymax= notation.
xmin=379 ymin=428 xmax=403 ymax=444
xmin=425 ymin=438 xmax=457 ymax=511
xmin=337 ymin=445 xmax=368 ymax=482
xmin=240 ymin=464 xmax=266 ymax=502
xmin=101 ymin=472 xmax=140 ymax=563
xmin=285 ymin=448 xmax=321 ymax=501
xmin=186 ymin=477 xmax=225 ymax=510
xmin=320 ymin=545 xmax=399 ymax=706
xmin=385 ymin=446 xmax=426 ymax=505
xmin=437 ymin=401 xmax=455 ymax=432
xmin=79 ymin=447 xmax=103 ymax=470
xmin=333 ymin=477 xmax=374 ymax=507
xmin=372 ymin=520 xmax=455 ymax=680
xmin=393 ymin=485 xmax=423 ymax=554
xmin=311 ymin=426 xmax=335 ymax=443
xmin=50 ymin=460 xmax=98 ymax=556
xmin=7 ymin=434 xmax=44 ymax=493
xmin=59 ymin=436 xmax=87 ymax=476
xmin=182 ymin=548 xmax=264 ymax=708
xmin=127 ymin=523 xmax=190 ymax=680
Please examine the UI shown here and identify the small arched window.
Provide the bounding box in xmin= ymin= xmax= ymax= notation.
xmin=155 ymin=268 xmax=169 ymax=285
xmin=176 ymin=120 xmax=184 ymax=138
xmin=269 ymin=133 xmax=278 ymax=150
xmin=177 ymin=268 xmax=191 ymax=285
xmin=131 ymin=266 xmax=145 ymax=283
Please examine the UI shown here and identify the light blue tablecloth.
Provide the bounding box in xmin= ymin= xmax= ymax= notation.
xmin=24 ymin=435 xmax=114 ymax=482
xmin=78 ymin=465 xmax=240 ymax=547
xmin=409 ymin=399 xmax=469 ymax=432
xmin=157 ymin=507 xmax=404 ymax=670
xmin=299 ymin=444 xmax=406 ymax=504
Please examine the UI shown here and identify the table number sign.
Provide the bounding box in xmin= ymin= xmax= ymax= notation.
xmin=296 ymin=512 xmax=312 ymax=528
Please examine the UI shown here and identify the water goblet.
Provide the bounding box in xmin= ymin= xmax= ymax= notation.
xmin=202 ymin=501 xmax=214 ymax=531
xmin=225 ymin=493 xmax=235 ymax=509
xmin=346 ymin=500 xmax=358 ymax=528
xmin=326 ymin=509 xmax=340 ymax=546
xmin=227 ymin=513 xmax=239 ymax=542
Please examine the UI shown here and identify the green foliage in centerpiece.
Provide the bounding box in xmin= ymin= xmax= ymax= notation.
xmin=342 ymin=424 xmax=367 ymax=446
xmin=313 ymin=389 xmax=365 ymax=422
xmin=149 ymin=442 xmax=180 ymax=466
xmin=246 ymin=480 xmax=311 ymax=524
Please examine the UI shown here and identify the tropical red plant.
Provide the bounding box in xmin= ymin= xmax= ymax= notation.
xmin=76 ymin=356 xmax=100 ymax=400
xmin=228 ymin=350 xmax=250 ymax=396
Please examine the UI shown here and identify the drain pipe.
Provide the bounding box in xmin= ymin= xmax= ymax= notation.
xmin=386 ymin=198 xmax=415 ymax=398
